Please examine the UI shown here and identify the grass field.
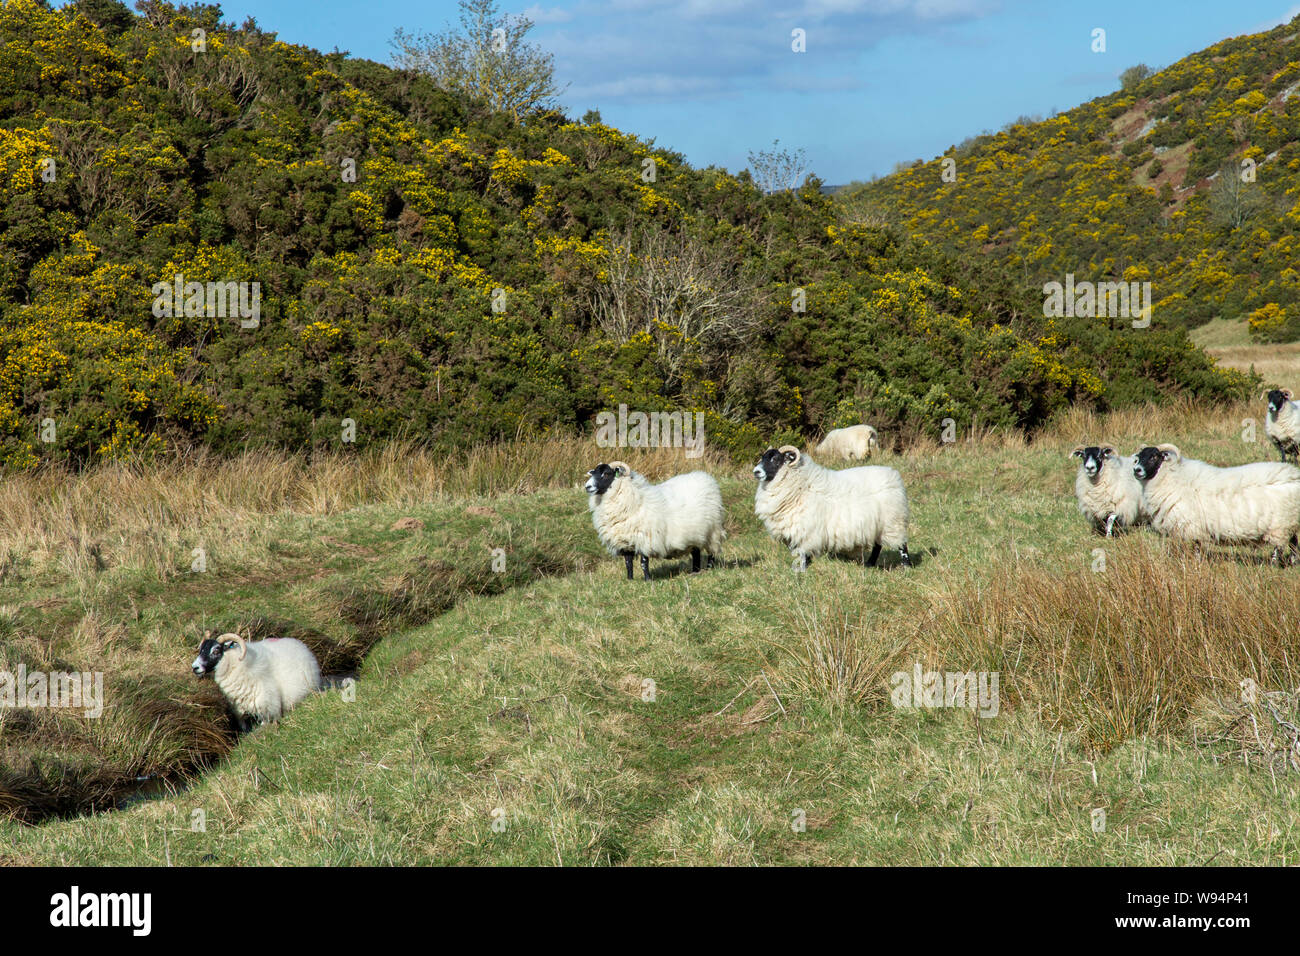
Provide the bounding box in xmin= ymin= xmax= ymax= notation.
xmin=2 ymin=402 xmax=1299 ymax=865
xmin=1193 ymin=318 xmax=1300 ymax=385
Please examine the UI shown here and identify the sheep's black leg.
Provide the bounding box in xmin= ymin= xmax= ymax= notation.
xmin=898 ymin=544 xmax=912 ymax=567
xmin=1289 ymin=534 xmax=1300 ymax=566
xmin=622 ymin=551 xmax=634 ymax=580
xmin=1105 ymin=514 xmax=1117 ymax=538
xmin=691 ymin=547 xmax=701 ymax=573
xmin=640 ymin=554 xmax=650 ymax=581
xmin=866 ymin=543 xmax=882 ymax=567
xmin=706 ymin=552 xmax=716 ymax=570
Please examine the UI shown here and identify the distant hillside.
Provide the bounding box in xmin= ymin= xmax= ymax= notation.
xmin=0 ymin=0 xmax=1249 ymax=467
xmin=854 ymin=15 xmax=1300 ymax=343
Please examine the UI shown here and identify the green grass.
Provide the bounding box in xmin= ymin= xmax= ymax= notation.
xmin=2 ymin=412 xmax=1299 ymax=864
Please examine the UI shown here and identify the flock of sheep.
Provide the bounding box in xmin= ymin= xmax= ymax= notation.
xmin=585 ymin=424 xmax=910 ymax=579
xmin=1073 ymin=389 xmax=1300 ymax=564
xmin=191 ymin=397 xmax=1300 ymax=729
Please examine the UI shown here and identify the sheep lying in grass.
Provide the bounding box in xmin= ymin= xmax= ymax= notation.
xmin=584 ymin=461 xmax=725 ymax=581
xmin=815 ymin=424 xmax=878 ymax=461
xmin=753 ymin=445 xmax=910 ymax=570
xmin=1266 ymin=389 xmax=1300 ymax=462
xmin=1133 ymin=444 xmax=1300 ymax=565
xmin=1071 ymin=444 xmax=1145 ymax=536
xmin=191 ymin=631 xmax=321 ymax=730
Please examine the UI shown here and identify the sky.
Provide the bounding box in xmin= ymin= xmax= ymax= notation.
xmin=108 ymin=1 xmax=1300 ymax=183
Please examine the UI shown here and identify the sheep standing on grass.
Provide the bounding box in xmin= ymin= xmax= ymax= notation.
xmin=815 ymin=424 xmax=878 ymax=461
xmin=753 ymin=445 xmax=910 ymax=570
xmin=191 ymin=631 xmax=322 ymax=731
xmin=584 ymin=461 xmax=725 ymax=581
xmin=1071 ymin=444 xmax=1145 ymax=536
xmin=1132 ymin=444 xmax=1300 ymax=565
xmin=1266 ymin=389 xmax=1300 ymax=462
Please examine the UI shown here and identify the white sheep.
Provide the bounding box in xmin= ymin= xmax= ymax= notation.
xmin=815 ymin=424 xmax=878 ymax=461
xmin=1266 ymin=389 xmax=1300 ymax=462
xmin=753 ymin=445 xmax=910 ymax=570
xmin=191 ymin=631 xmax=322 ymax=730
xmin=1071 ymin=444 xmax=1145 ymax=536
xmin=584 ymin=460 xmax=725 ymax=580
xmin=1133 ymin=444 xmax=1300 ymax=565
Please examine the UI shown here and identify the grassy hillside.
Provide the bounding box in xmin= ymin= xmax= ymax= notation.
xmin=3 ymin=404 xmax=1299 ymax=863
xmin=0 ymin=0 xmax=1251 ymax=470
xmin=854 ymin=13 xmax=1300 ymax=344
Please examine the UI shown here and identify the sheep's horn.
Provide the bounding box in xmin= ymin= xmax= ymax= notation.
xmin=216 ymin=632 xmax=247 ymax=661
xmin=778 ymin=445 xmax=802 ymax=464
xmin=608 ymin=460 xmax=631 ymax=476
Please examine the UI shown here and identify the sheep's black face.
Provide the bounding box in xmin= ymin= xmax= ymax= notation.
xmin=191 ymin=638 xmax=225 ymax=678
xmin=584 ymin=463 xmax=617 ymax=496
xmin=1073 ymin=445 xmax=1105 ymax=478
xmin=1268 ymin=389 xmax=1288 ymax=414
xmin=1133 ymin=446 xmax=1163 ymax=481
xmin=754 ymin=448 xmax=795 ymax=482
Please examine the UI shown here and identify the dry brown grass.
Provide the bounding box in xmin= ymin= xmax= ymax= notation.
xmin=1205 ymin=343 xmax=1300 ymax=386
xmin=780 ymin=538 xmax=1300 ymax=753
xmin=0 ymin=438 xmax=732 ymax=583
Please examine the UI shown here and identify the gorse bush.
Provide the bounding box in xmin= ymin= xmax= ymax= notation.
xmin=856 ymin=13 xmax=1300 ymax=344
xmin=0 ymin=0 xmax=1252 ymax=468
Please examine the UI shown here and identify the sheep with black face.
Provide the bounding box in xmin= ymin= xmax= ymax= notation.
xmin=1133 ymin=444 xmax=1300 ymax=565
xmin=192 ymin=631 xmax=322 ymax=731
xmin=753 ymin=445 xmax=910 ymax=570
xmin=1266 ymin=389 xmax=1300 ymax=462
xmin=1071 ymin=444 xmax=1145 ymax=537
xmin=584 ymin=461 xmax=725 ymax=581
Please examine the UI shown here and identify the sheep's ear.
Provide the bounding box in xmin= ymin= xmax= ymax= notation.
xmin=1100 ymin=446 xmax=1117 ymax=458
xmin=1070 ymin=446 xmax=1085 ymax=459
xmin=1285 ymin=389 xmax=1293 ymax=400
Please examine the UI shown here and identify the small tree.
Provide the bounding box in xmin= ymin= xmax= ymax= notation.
xmin=1208 ymin=163 xmax=1266 ymax=230
xmin=390 ymin=0 xmax=562 ymax=121
xmin=1119 ymin=64 xmax=1153 ymax=91
xmin=747 ymin=140 xmax=808 ymax=194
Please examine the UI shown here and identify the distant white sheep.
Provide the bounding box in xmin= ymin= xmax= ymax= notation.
xmin=1266 ymin=389 xmax=1300 ymax=462
xmin=753 ymin=445 xmax=910 ymax=570
xmin=584 ymin=460 xmax=725 ymax=580
xmin=1071 ymin=444 xmax=1145 ymax=536
xmin=1133 ymin=444 xmax=1300 ymax=564
xmin=815 ymin=424 xmax=878 ymax=461
xmin=191 ymin=631 xmax=321 ymax=730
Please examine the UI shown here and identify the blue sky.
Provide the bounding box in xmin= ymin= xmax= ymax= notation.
xmin=125 ymin=1 xmax=1300 ymax=182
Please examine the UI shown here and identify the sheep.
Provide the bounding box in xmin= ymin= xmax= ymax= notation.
xmin=815 ymin=424 xmax=878 ymax=461
xmin=191 ymin=631 xmax=322 ymax=730
xmin=1266 ymin=389 xmax=1300 ymax=462
xmin=1132 ymin=444 xmax=1300 ymax=565
xmin=1071 ymin=444 xmax=1145 ymax=536
xmin=584 ymin=460 xmax=725 ymax=581
xmin=753 ymin=445 xmax=910 ymax=570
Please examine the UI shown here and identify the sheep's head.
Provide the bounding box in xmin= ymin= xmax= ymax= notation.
xmin=191 ymin=631 xmax=246 ymax=677
xmin=1133 ymin=445 xmax=1178 ymax=482
xmin=1071 ymin=445 xmax=1117 ymax=478
xmin=584 ymin=462 xmax=628 ymax=496
xmin=1268 ymin=389 xmax=1292 ymax=414
xmin=754 ymin=446 xmax=800 ymax=482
